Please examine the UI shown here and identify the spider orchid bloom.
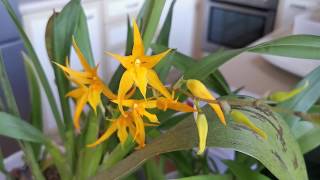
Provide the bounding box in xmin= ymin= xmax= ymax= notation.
xmin=186 ymin=79 xmax=226 ymax=125
xmin=112 ymin=99 xmax=159 ymax=124
xmin=106 ymin=19 xmax=171 ymax=115
xmin=112 ymin=99 xmax=160 ymax=147
xmin=87 ymin=113 xmax=145 ymax=148
xmin=55 ymin=38 xmax=116 ymax=131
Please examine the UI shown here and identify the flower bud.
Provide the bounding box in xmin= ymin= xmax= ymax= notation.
xmin=231 ymin=110 xmax=267 ymax=140
xmin=186 ymin=79 xmax=226 ymax=125
xmin=195 ymin=113 xmax=208 ymax=155
xmin=269 ymin=81 xmax=309 ymax=102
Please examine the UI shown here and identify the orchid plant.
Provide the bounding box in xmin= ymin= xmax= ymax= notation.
xmin=1 ymin=0 xmax=320 ymax=180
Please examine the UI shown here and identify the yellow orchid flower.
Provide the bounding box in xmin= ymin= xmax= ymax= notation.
xmin=55 ymin=38 xmax=116 ymax=131
xmin=186 ymin=79 xmax=226 ymax=125
xmin=112 ymin=99 xmax=159 ymax=124
xmin=87 ymin=113 xmax=146 ymax=148
xmin=106 ymin=19 xmax=171 ymax=115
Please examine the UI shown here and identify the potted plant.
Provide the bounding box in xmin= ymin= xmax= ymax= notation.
xmin=0 ymin=0 xmax=319 ymax=179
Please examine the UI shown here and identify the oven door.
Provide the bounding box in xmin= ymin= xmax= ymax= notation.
xmin=202 ymin=1 xmax=276 ymax=51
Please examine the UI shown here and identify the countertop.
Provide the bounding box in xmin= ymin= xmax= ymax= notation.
xmin=219 ymin=26 xmax=301 ymax=96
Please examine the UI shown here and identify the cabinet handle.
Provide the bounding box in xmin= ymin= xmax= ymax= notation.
xmin=86 ymin=14 xmax=94 ymax=20
xmin=290 ymin=4 xmax=307 ymax=10
xmin=126 ymin=2 xmax=139 ymax=10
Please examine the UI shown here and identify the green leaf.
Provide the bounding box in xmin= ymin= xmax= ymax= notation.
xmin=144 ymin=158 xmax=166 ymax=180
xmin=224 ymin=160 xmax=270 ymax=180
xmin=184 ymin=49 xmax=243 ymax=80
xmin=0 ymin=52 xmax=44 ymax=180
xmin=22 ymin=53 xmax=42 ymax=131
xmin=74 ymin=6 xmax=95 ymax=66
xmin=204 ymin=70 xmax=231 ymax=96
xmin=279 ymin=66 xmax=320 ymax=127
xmin=170 ymin=175 xmax=233 ymax=180
xmin=45 ymin=0 xmax=82 ymax=128
xmin=142 ymin=0 xmax=166 ymax=50
xmin=152 ymin=45 xmax=232 ymax=95
xmin=0 ymin=112 xmax=46 ymax=143
xmin=274 ymin=66 xmax=320 ymax=153
xmin=98 ymin=136 xmax=135 ymax=172
xmin=0 ymin=103 xmax=70 ymax=179
xmin=249 ymin=35 xmax=320 ymax=59
xmin=0 ymin=51 xmax=19 ymax=115
xmin=93 ymin=102 xmax=307 ymax=180
xmin=163 ymin=151 xmax=194 ymax=176
xmin=76 ymin=111 xmax=103 ymax=180
xmin=156 ymin=0 xmax=176 ymax=46
xmin=0 ymin=0 xmax=65 ymax=140
xmin=22 ymin=53 xmax=43 ymax=158
xmin=159 ymin=113 xmax=191 ymax=130
xmin=153 ymin=0 xmax=178 ymax=81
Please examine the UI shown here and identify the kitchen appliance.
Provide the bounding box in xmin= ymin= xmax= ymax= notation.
xmin=202 ymin=0 xmax=278 ymax=51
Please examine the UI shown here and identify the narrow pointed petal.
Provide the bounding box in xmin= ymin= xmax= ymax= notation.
xmin=133 ymin=67 xmax=148 ymax=99
xmin=106 ymin=52 xmax=133 ymax=69
xmin=132 ymin=19 xmax=144 ymax=57
xmin=73 ymin=93 xmax=88 ymax=132
xmin=112 ymin=99 xmax=135 ymax=107
xmin=143 ymin=110 xmax=159 ymax=124
xmin=142 ymin=49 xmax=172 ymax=68
xmin=196 ymin=113 xmax=208 ymax=155
xmin=231 ymin=110 xmax=267 ymax=140
xmin=132 ymin=111 xmax=145 ymax=146
xmin=168 ymin=100 xmax=195 ymax=112
xmin=208 ymin=103 xmax=226 ymax=125
xmin=97 ymin=78 xmax=117 ymax=99
xmin=144 ymin=100 xmax=158 ymax=109
xmin=88 ymin=85 xmax=102 ymax=112
xmin=87 ymin=121 xmax=118 ymax=147
xmin=66 ymin=87 xmax=86 ymax=99
xmin=117 ymin=120 xmax=129 ymax=144
xmin=72 ymin=37 xmax=92 ymax=71
xmin=54 ymin=62 xmax=91 ymax=79
xmin=187 ymin=79 xmax=226 ymax=125
xmin=147 ymin=70 xmax=171 ymax=98
xmin=118 ymin=70 xmax=135 ymax=115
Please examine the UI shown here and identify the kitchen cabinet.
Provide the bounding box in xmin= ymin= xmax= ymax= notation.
xmin=19 ymin=0 xmax=105 ymax=132
xmin=276 ymin=0 xmax=320 ymax=28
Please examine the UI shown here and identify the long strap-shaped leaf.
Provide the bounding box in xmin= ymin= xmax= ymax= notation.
xmin=0 ymin=0 xmax=65 ymax=140
xmin=93 ymin=103 xmax=307 ymax=180
xmin=276 ymin=65 xmax=320 ymax=153
xmin=0 ymin=51 xmax=45 ymax=180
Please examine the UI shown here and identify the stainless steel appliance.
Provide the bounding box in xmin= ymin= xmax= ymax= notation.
xmin=202 ymin=0 xmax=278 ymax=51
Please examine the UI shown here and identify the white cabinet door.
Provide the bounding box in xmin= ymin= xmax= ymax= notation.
xmin=161 ymin=0 xmax=197 ymax=56
xmin=21 ymin=1 xmax=104 ymax=133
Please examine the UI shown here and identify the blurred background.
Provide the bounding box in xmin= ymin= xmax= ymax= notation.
xmin=1 ymin=0 xmax=320 ymax=177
